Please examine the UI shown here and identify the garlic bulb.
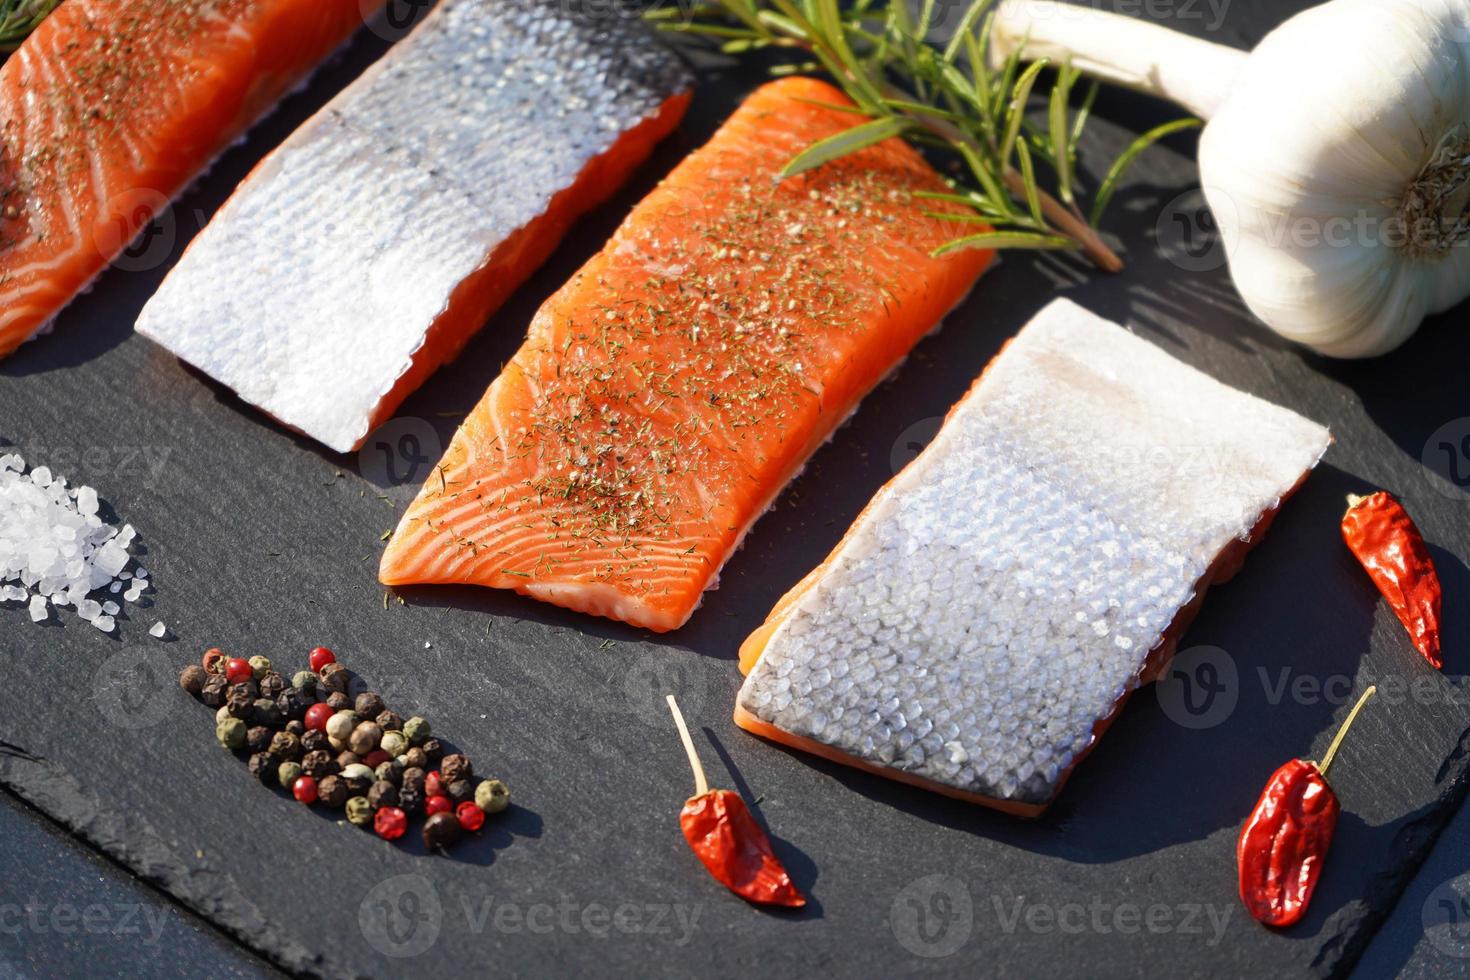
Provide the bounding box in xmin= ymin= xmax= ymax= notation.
xmin=993 ymin=0 xmax=1470 ymax=358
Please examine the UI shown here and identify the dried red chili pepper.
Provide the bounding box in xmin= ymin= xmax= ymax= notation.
xmin=1342 ymin=492 xmax=1443 ymax=669
xmin=1237 ymin=686 xmax=1375 ymax=928
xmin=666 ymin=695 xmax=806 ymax=908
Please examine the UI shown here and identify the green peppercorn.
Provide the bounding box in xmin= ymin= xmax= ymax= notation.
xmin=246 ymin=726 xmax=272 ymax=753
xmin=475 ymin=779 xmax=510 ymax=815
xmin=301 ymin=750 xmax=337 ymax=779
xmin=441 ymin=754 xmax=472 ymax=785
xmin=403 ymin=747 xmax=428 ymax=770
xmin=200 ymin=675 xmax=229 ymax=708
xmin=403 ymin=716 xmax=431 ymax=746
xmin=291 ymin=670 xmax=318 ymax=695
xmin=301 ymin=729 xmax=330 ymax=755
xmin=251 ymin=698 xmax=283 ymax=728
xmin=349 ymin=721 xmax=382 ymax=756
xmin=326 ymin=710 xmax=357 ymax=743
xmin=447 ymin=780 xmax=474 ymax=805
xmin=377 ymin=710 xmax=404 ymax=732
xmin=247 ymin=752 xmax=277 ymax=784
xmin=422 ymin=812 xmax=463 ymax=850
xmin=179 ymin=665 xmax=208 ymax=698
xmin=216 ymin=718 xmax=246 ymax=751
xmin=345 ymin=796 xmax=375 ymax=827
xmin=379 ymin=731 xmax=408 ymax=758
xmin=258 ymin=673 xmax=287 ymax=700
xmin=248 ymin=655 xmax=272 ymax=680
xmin=268 ymin=731 xmax=301 ymax=761
xmin=421 ymin=739 xmax=444 ymax=766
xmin=367 ymin=781 xmax=399 ymax=809
xmin=374 ymin=759 xmax=404 ymax=786
xmin=325 ymin=691 xmax=350 ymax=711
xmin=317 ymin=775 xmax=348 ymax=808
xmin=355 ymin=692 xmax=386 ymax=719
xmin=215 ymin=705 xmax=233 ymax=725
xmin=277 ymin=760 xmax=303 ymax=790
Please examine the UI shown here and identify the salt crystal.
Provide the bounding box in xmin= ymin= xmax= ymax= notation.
xmin=135 ymin=568 xmax=148 ymax=580
xmin=110 ymin=581 xmax=123 ymax=593
xmin=28 ymin=595 xmax=47 ymax=622
xmin=76 ymin=486 xmax=99 ymax=516
xmin=77 ymin=598 xmax=102 ymax=621
xmin=92 ymin=614 xmax=115 ymax=633
xmin=30 ymin=466 xmax=51 ymax=486
xmin=103 ymin=601 xmax=119 ymax=616
xmin=149 ymin=622 xmax=168 ymax=639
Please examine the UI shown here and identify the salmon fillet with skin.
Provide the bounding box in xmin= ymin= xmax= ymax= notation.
xmin=0 ymin=0 xmax=380 ymax=359
xmin=379 ymin=77 xmax=994 ymax=632
xmin=735 ymin=299 xmax=1332 ymax=816
xmin=136 ymin=0 xmax=692 ymax=453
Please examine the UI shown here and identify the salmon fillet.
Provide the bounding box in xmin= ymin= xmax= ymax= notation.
xmin=735 ymin=299 xmax=1332 ymax=815
xmin=379 ymin=77 xmax=994 ymax=632
xmin=0 ymin=0 xmax=380 ymax=358
xmin=136 ymin=0 xmax=692 ymax=453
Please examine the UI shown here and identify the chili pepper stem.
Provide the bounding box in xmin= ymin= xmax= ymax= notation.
xmin=666 ymin=695 xmax=709 ymax=797
xmin=1316 ymin=686 xmax=1376 ymax=779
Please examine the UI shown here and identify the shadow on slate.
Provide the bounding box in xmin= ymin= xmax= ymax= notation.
xmin=4 ymin=2 xmax=1470 ymax=979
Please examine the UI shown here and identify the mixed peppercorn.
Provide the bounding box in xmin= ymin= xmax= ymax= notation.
xmin=180 ymin=645 xmax=510 ymax=850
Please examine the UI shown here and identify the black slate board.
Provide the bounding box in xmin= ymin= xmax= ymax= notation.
xmin=4 ymin=2 xmax=1470 ymax=977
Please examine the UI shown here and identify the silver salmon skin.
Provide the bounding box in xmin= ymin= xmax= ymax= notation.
xmin=734 ymin=299 xmax=1331 ymax=815
xmin=136 ymin=0 xmax=692 ymax=453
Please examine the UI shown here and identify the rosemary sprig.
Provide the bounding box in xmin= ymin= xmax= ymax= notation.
xmin=650 ymin=0 xmax=1198 ymax=271
xmin=0 ymin=0 xmax=58 ymax=52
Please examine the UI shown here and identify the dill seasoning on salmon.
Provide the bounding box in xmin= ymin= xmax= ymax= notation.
xmin=379 ymin=77 xmax=995 ymax=632
xmin=735 ymin=299 xmax=1333 ymax=815
xmin=0 ymin=0 xmax=381 ymax=358
xmin=136 ymin=0 xmax=692 ymax=453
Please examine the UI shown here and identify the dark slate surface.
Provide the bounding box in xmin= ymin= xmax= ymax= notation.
xmin=3 ymin=1 xmax=1470 ymax=977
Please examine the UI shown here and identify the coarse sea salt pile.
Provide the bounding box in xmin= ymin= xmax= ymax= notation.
xmin=0 ymin=453 xmax=153 ymax=633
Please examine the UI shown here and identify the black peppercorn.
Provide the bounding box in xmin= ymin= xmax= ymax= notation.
xmin=247 ymin=752 xmax=278 ymax=785
xmin=355 ymin=692 xmax=386 ymax=719
xmin=317 ymin=774 xmax=348 ymax=808
xmin=401 ymin=767 xmax=426 ymax=794
xmin=325 ymin=691 xmax=350 ymax=711
xmin=301 ymin=730 xmax=330 ymax=755
xmin=447 ymin=779 xmax=474 ymax=805
xmin=301 ymin=749 xmax=338 ymax=779
xmin=226 ymin=684 xmax=254 ymax=720
xmin=246 ymin=726 xmax=272 ymax=753
xmin=398 ymin=784 xmax=424 ymax=816
xmin=377 ymin=710 xmax=404 ymax=732
xmin=200 ymin=675 xmax=229 ymax=708
xmin=258 ymin=673 xmax=287 ymax=700
xmin=319 ymin=662 xmax=349 ymax=694
xmin=179 ymin=665 xmax=208 ymax=698
xmin=233 ymin=678 xmax=260 ymax=700
xmin=251 ymin=698 xmax=283 ymax=728
xmin=403 ymin=747 xmax=428 ymax=770
xmin=421 ymin=739 xmax=445 ymax=766
xmin=268 ymin=731 xmax=301 ymax=761
xmin=422 ymin=812 xmax=463 ymax=850
xmin=336 ymin=750 xmax=362 ymax=770
xmin=441 ymin=754 xmax=473 ymax=785
xmin=285 ymin=720 xmax=306 ymax=738
xmin=277 ymin=688 xmax=310 ymax=722
xmin=367 ymin=781 xmax=400 ymax=809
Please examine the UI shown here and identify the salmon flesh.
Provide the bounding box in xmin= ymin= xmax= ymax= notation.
xmin=0 ymin=0 xmax=380 ymax=359
xmin=735 ymin=299 xmax=1332 ymax=815
xmin=378 ymin=77 xmax=995 ymax=632
xmin=136 ymin=0 xmax=692 ymax=453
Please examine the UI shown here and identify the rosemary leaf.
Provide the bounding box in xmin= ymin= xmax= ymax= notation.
xmin=1089 ymin=117 xmax=1204 ymax=226
xmin=0 ymin=0 xmax=58 ymax=51
xmin=934 ymin=231 xmax=1078 ymax=256
xmin=780 ymin=115 xmax=913 ymax=178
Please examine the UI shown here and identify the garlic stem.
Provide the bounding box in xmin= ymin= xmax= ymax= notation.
xmin=992 ymin=0 xmax=1250 ymax=121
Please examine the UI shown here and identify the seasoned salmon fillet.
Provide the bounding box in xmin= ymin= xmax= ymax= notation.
xmin=736 ymin=299 xmax=1332 ymax=815
xmin=0 ymin=0 xmax=379 ymax=358
xmin=136 ymin=0 xmax=692 ymax=453
xmin=379 ymin=77 xmax=994 ymax=631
